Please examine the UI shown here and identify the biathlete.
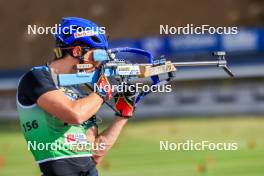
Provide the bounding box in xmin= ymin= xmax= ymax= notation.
xmin=16 ymin=17 xmax=136 ymax=176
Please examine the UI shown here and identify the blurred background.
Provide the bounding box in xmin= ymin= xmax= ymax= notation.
xmin=0 ymin=0 xmax=264 ymax=176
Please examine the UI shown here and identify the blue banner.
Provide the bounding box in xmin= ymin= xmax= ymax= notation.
xmin=110 ymin=28 xmax=264 ymax=57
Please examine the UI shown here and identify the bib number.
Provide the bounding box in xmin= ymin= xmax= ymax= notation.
xmin=22 ymin=120 xmax=39 ymax=132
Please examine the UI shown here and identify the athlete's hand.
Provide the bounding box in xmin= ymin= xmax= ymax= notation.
xmin=95 ymin=74 xmax=112 ymax=101
xmin=114 ymin=83 xmax=136 ymax=118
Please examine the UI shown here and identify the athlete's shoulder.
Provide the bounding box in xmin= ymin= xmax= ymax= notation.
xmin=19 ymin=66 xmax=55 ymax=90
xmin=17 ymin=66 xmax=57 ymax=106
xmin=28 ymin=65 xmax=51 ymax=78
xmin=19 ymin=66 xmax=49 ymax=81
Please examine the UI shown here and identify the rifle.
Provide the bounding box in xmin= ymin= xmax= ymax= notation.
xmin=57 ymin=47 xmax=234 ymax=105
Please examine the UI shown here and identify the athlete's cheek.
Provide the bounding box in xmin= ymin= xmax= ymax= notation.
xmin=83 ymin=50 xmax=95 ymax=65
xmin=81 ymin=50 xmax=98 ymax=73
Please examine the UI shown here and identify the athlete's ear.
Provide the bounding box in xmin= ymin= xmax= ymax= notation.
xmin=72 ymin=46 xmax=82 ymax=57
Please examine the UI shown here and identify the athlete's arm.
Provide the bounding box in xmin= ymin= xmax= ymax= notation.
xmin=91 ymin=90 xmax=136 ymax=164
xmin=18 ymin=68 xmax=104 ymax=125
xmin=37 ymin=91 xmax=103 ymax=124
xmin=92 ymin=116 xmax=128 ymax=164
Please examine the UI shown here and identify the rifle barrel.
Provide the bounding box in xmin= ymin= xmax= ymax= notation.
xmin=139 ymin=60 xmax=226 ymax=67
xmin=172 ymin=60 xmax=226 ymax=67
